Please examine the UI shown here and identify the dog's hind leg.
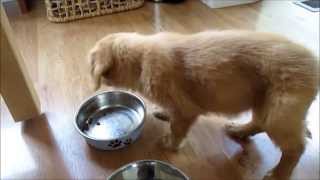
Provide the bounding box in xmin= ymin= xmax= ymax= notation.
xmin=262 ymin=93 xmax=313 ymax=180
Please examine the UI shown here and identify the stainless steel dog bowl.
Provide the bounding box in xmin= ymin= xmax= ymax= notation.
xmin=107 ymin=160 xmax=189 ymax=180
xmin=75 ymin=91 xmax=146 ymax=150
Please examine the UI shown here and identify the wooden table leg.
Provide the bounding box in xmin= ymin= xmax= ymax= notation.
xmin=1 ymin=4 xmax=40 ymax=122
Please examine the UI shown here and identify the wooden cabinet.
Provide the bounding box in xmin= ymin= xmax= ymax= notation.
xmin=1 ymin=4 xmax=40 ymax=122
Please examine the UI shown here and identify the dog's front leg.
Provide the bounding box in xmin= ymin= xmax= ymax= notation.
xmin=158 ymin=86 xmax=202 ymax=151
xmin=160 ymin=111 xmax=196 ymax=151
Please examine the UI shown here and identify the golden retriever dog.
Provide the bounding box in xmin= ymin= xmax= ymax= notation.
xmin=88 ymin=31 xmax=318 ymax=180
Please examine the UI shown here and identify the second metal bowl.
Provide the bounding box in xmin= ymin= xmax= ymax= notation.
xmin=107 ymin=160 xmax=189 ymax=180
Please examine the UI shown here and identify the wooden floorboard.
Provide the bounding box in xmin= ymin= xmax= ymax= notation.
xmin=1 ymin=0 xmax=319 ymax=179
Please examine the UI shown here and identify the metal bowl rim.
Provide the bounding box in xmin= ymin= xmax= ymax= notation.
xmin=74 ymin=90 xmax=146 ymax=141
xmin=107 ymin=159 xmax=190 ymax=180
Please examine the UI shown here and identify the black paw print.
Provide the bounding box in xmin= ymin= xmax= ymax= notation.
xmin=82 ymin=123 xmax=89 ymax=131
xmin=82 ymin=118 xmax=93 ymax=131
xmin=108 ymin=139 xmax=122 ymax=148
xmin=123 ymin=138 xmax=132 ymax=145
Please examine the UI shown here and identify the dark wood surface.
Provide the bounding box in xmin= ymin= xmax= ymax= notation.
xmin=17 ymin=0 xmax=28 ymax=13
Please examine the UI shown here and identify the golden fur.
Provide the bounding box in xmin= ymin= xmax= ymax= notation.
xmin=88 ymin=31 xmax=318 ymax=180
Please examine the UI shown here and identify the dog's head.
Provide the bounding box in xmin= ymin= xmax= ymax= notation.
xmin=89 ymin=33 xmax=143 ymax=91
xmin=88 ymin=34 xmax=115 ymax=91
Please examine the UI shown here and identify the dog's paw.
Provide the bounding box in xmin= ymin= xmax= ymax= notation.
xmin=157 ymin=134 xmax=180 ymax=151
xmin=153 ymin=111 xmax=170 ymax=122
xmin=263 ymin=173 xmax=276 ymax=180
xmin=263 ymin=171 xmax=289 ymax=180
xmin=224 ymin=122 xmax=249 ymax=139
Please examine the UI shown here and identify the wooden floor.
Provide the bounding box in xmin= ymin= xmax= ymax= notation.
xmin=1 ymin=0 xmax=319 ymax=179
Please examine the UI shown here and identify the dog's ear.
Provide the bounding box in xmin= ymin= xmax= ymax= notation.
xmin=88 ymin=46 xmax=113 ymax=91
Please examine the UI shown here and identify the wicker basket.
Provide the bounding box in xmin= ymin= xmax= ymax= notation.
xmin=45 ymin=0 xmax=145 ymax=23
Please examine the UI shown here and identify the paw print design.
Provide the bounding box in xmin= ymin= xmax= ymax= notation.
xmin=123 ymin=138 xmax=132 ymax=145
xmin=82 ymin=123 xmax=89 ymax=132
xmin=108 ymin=139 xmax=122 ymax=148
xmin=82 ymin=118 xmax=93 ymax=131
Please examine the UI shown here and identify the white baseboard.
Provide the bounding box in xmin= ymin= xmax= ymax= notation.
xmin=201 ymin=0 xmax=260 ymax=8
